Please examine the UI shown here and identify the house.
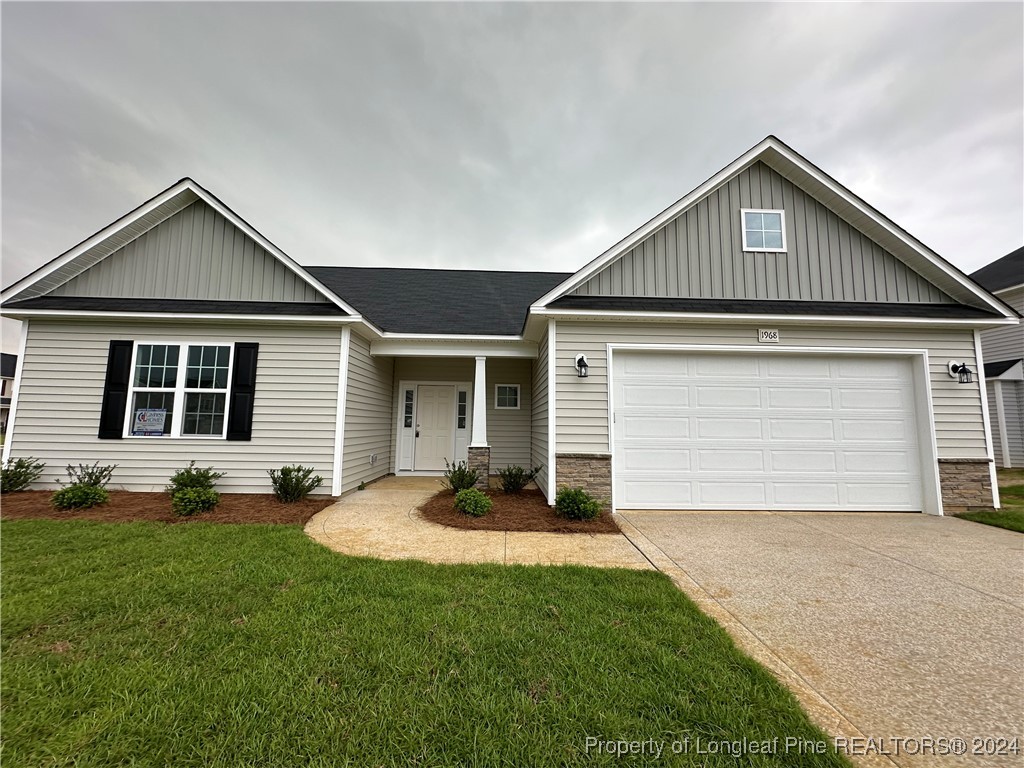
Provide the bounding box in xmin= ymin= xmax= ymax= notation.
xmin=0 ymin=353 xmax=15 ymax=434
xmin=1 ymin=136 xmax=1017 ymax=514
xmin=971 ymin=247 xmax=1024 ymax=468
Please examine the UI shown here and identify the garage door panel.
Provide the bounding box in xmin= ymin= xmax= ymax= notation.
xmin=838 ymin=358 xmax=904 ymax=379
xmin=621 ymin=384 xmax=688 ymax=407
xmin=695 ymin=357 xmax=758 ymax=377
xmin=621 ymin=447 xmax=692 ymax=471
xmin=623 ymin=480 xmax=693 ymax=505
xmin=697 ymin=449 xmax=764 ymax=472
xmin=768 ymin=419 xmax=835 ymax=441
xmin=774 ymin=483 xmax=841 ymax=506
xmin=843 ymin=451 xmax=913 ymax=473
xmin=766 ymin=357 xmax=833 ymax=378
xmin=767 ymin=387 xmax=833 ymax=409
xmin=840 ymin=419 xmax=908 ymax=441
xmin=696 ymin=418 xmax=762 ymax=439
xmin=769 ymin=450 xmax=838 ymax=473
xmin=839 ymin=388 xmax=906 ymax=410
xmin=846 ymin=483 xmax=918 ymax=506
xmin=698 ymin=482 xmax=766 ymax=505
xmin=620 ymin=415 xmax=689 ymax=439
xmin=696 ymin=386 xmax=761 ymax=408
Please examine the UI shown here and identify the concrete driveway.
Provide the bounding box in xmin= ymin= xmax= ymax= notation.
xmin=616 ymin=511 xmax=1024 ymax=768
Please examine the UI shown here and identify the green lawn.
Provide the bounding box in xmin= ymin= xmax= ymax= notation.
xmin=957 ymin=469 xmax=1024 ymax=533
xmin=1 ymin=520 xmax=848 ymax=767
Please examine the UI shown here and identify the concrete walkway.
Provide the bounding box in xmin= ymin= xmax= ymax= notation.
xmin=305 ymin=476 xmax=652 ymax=569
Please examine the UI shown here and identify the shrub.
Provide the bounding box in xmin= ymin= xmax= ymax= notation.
xmin=555 ymin=487 xmax=603 ymax=521
xmin=497 ymin=464 xmax=541 ymax=494
xmin=442 ymin=459 xmax=479 ymax=493
xmin=52 ymin=483 xmax=109 ymax=510
xmin=62 ymin=462 xmax=116 ymax=488
xmin=1 ymin=457 xmax=45 ymax=493
xmin=167 ymin=461 xmax=225 ymax=495
xmin=455 ymin=488 xmax=492 ymax=517
xmin=172 ymin=487 xmax=220 ymax=516
xmin=268 ymin=465 xmax=324 ymax=502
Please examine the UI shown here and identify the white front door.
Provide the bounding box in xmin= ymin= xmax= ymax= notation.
xmin=415 ymin=385 xmax=455 ymax=471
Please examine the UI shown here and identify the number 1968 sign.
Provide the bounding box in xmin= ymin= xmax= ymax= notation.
xmin=758 ymin=329 xmax=780 ymax=343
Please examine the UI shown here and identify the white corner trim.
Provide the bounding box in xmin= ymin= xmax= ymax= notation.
xmin=1 ymin=321 xmax=29 ymax=465
xmin=974 ymin=329 xmax=1000 ymax=509
xmin=547 ymin=320 xmax=556 ymax=505
xmin=993 ymin=380 xmax=1010 ymax=468
xmin=915 ymin=350 xmax=945 ymax=516
xmin=606 ymin=343 xmax=616 ymax=514
xmin=332 ymin=326 xmax=352 ymax=496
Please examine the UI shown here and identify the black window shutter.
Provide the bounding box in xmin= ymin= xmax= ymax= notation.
xmin=98 ymin=340 xmax=134 ymax=439
xmin=226 ymin=342 xmax=259 ymax=441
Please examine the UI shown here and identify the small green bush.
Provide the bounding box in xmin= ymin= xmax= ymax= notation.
xmin=455 ymin=488 xmax=492 ymax=517
xmin=1 ymin=457 xmax=45 ymax=493
xmin=52 ymin=483 xmax=110 ymax=510
xmin=442 ymin=459 xmax=479 ymax=493
xmin=555 ymin=487 xmax=602 ymax=521
xmin=172 ymin=487 xmax=220 ymax=516
xmin=268 ymin=465 xmax=324 ymax=502
xmin=167 ymin=461 xmax=225 ymax=495
xmin=497 ymin=464 xmax=540 ymax=494
xmin=63 ymin=462 xmax=116 ymax=488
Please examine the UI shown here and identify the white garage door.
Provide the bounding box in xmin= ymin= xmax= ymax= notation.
xmin=613 ymin=352 xmax=924 ymax=511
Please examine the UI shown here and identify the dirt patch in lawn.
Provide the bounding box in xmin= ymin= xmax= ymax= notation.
xmin=0 ymin=490 xmax=336 ymax=525
xmin=417 ymin=488 xmax=620 ymax=534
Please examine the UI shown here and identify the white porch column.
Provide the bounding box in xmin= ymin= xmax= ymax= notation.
xmin=471 ymin=355 xmax=488 ymax=447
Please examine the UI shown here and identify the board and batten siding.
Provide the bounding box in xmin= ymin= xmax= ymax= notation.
xmin=979 ymin=287 xmax=1023 ymax=363
xmin=573 ymin=162 xmax=953 ymax=304
xmin=342 ymin=332 xmax=394 ymax=494
xmin=9 ymin=320 xmax=340 ymax=493
xmin=48 ymin=201 xmax=328 ymax=303
xmin=554 ymin=321 xmax=987 ymax=460
xmin=391 ymin=357 xmax=532 ymax=471
xmin=531 ymin=329 xmax=550 ymax=498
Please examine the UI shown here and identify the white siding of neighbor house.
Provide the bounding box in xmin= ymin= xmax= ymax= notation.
xmin=980 ymin=287 xmax=1023 ymax=363
xmin=572 ymin=161 xmax=954 ymax=304
xmin=342 ymin=332 xmax=394 ymax=493
xmin=554 ymin=321 xmax=987 ymax=459
xmin=47 ymin=201 xmax=328 ymax=303
xmin=989 ymin=381 xmax=1024 ymax=468
xmin=391 ymin=357 xmax=533 ymax=471
xmin=8 ymin=320 xmax=340 ymax=493
xmin=531 ymin=330 xmax=550 ymax=498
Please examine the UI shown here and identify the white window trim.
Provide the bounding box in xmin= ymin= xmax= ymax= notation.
xmin=740 ymin=208 xmax=787 ymax=253
xmin=494 ymin=383 xmax=520 ymax=410
xmin=123 ymin=340 xmax=235 ymax=439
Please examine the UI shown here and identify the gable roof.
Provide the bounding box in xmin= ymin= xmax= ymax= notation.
xmin=532 ymin=136 xmax=1016 ymax=319
xmin=307 ymin=267 xmax=569 ymax=336
xmin=0 ymin=178 xmax=361 ymax=318
xmin=971 ymin=246 xmax=1024 ymax=293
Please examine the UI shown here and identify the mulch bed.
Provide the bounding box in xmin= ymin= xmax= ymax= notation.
xmin=417 ymin=488 xmax=620 ymax=534
xmin=0 ymin=490 xmax=337 ymax=525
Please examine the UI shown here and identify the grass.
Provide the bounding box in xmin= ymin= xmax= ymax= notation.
xmin=957 ymin=468 xmax=1024 ymax=533
xmin=1 ymin=520 xmax=848 ymax=767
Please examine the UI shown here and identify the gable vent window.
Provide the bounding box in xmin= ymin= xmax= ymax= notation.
xmin=741 ymin=209 xmax=786 ymax=252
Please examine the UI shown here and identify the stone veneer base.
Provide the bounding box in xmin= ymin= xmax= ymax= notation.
xmin=555 ymin=453 xmax=612 ymax=510
xmin=938 ymin=459 xmax=994 ymax=511
xmin=467 ymin=447 xmax=490 ymax=490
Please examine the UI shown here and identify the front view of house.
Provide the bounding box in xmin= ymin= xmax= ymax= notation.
xmin=2 ymin=137 xmax=1017 ymax=514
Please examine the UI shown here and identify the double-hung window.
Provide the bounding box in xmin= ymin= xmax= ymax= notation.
xmin=127 ymin=343 xmax=233 ymax=438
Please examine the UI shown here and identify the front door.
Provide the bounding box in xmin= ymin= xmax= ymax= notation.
xmin=415 ymin=385 xmax=455 ymax=470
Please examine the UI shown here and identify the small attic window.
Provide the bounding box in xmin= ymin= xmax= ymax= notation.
xmin=741 ymin=209 xmax=786 ymax=252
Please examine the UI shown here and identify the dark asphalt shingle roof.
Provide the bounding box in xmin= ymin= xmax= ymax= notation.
xmin=0 ymin=297 xmax=348 ymax=316
xmin=984 ymin=359 xmax=1023 ymax=378
xmin=308 ymin=267 xmax=571 ymax=335
xmin=0 ymin=353 xmax=15 ymax=379
xmin=971 ymin=247 xmax=1024 ymax=292
xmin=549 ymin=294 xmax=1004 ymax=319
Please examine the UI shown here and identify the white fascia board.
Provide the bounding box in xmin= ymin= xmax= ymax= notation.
xmin=994 ymin=284 xmax=1024 ymax=295
xmin=0 ymin=309 xmax=362 ymax=325
xmin=371 ymin=338 xmax=538 ymax=358
xmin=533 ymin=308 xmax=1018 ymax=329
xmin=0 ymin=180 xmax=197 ymax=303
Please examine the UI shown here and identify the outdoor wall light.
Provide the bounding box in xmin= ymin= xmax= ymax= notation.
xmin=575 ymin=354 xmax=589 ymax=378
xmin=947 ymin=361 xmax=974 ymax=384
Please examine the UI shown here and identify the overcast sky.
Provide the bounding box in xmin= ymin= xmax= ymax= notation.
xmin=2 ymin=2 xmax=1022 ymax=353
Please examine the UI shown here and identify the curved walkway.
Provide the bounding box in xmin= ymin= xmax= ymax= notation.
xmin=304 ymin=475 xmax=652 ymax=569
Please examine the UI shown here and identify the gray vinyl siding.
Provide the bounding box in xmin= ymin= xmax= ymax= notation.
xmin=554 ymin=321 xmax=987 ymax=459
xmin=531 ymin=329 xmax=550 ymax=498
xmin=391 ymin=357 xmax=532 ymax=471
xmin=979 ymin=287 xmax=1023 ymax=363
xmin=48 ymin=201 xmax=328 ymax=303
xmin=573 ymin=161 xmax=953 ymax=304
xmin=8 ymin=320 xmax=340 ymax=493
xmin=342 ymin=332 xmax=394 ymax=493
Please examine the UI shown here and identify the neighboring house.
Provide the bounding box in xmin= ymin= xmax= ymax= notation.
xmin=1 ymin=136 xmax=1017 ymax=514
xmin=0 ymin=353 xmax=15 ymax=434
xmin=971 ymin=247 xmax=1024 ymax=468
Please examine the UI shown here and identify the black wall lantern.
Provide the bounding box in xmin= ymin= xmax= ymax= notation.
xmin=574 ymin=354 xmax=589 ymax=378
xmin=947 ymin=360 xmax=974 ymax=384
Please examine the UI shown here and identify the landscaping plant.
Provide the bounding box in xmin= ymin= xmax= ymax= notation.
xmin=268 ymin=465 xmax=324 ymax=502
xmin=52 ymin=484 xmax=110 ymax=510
xmin=454 ymin=488 xmax=492 ymax=517
xmin=171 ymin=487 xmax=220 ymax=516
xmin=497 ymin=464 xmax=540 ymax=494
xmin=555 ymin=487 xmax=603 ymax=521
xmin=442 ymin=459 xmax=479 ymax=492
xmin=0 ymin=457 xmax=44 ymax=493
xmin=63 ymin=461 xmax=117 ymax=489
xmin=167 ymin=461 xmax=225 ymax=495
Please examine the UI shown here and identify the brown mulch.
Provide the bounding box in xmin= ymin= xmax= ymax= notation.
xmin=417 ymin=488 xmax=620 ymax=534
xmin=0 ymin=490 xmax=337 ymax=525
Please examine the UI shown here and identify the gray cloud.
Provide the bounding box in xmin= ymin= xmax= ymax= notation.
xmin=2 ymin=2 xmax=1021 ymax=352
